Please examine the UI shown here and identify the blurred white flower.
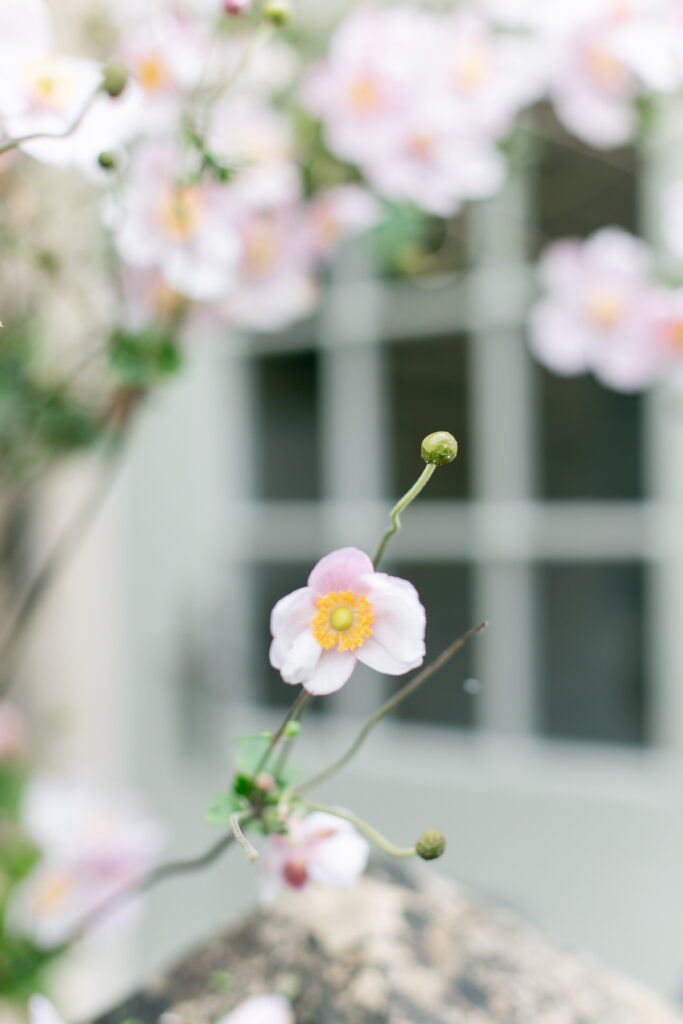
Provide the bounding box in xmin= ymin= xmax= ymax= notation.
xmin=29 ymin=995 xmax=65 ymax=1024
xmin=258 ymin=811 xmax=369 ymax=904
xmin=218 ymin=995 xmax=293 ymax=1024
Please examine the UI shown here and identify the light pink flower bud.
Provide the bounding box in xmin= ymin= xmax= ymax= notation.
xmin=0 ymin=701 xmax=25 ymax=761
xmin=224 ymin=0 xmax=251 ymax=13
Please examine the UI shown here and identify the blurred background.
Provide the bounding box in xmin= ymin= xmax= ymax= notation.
xmin=5 ymin=0 xmax=683 ymax=1019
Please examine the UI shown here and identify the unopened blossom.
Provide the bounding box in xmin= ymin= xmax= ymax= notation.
xmin=270 ymin=547 xmax=425 ymax=695
xmin=109 ymin=141 xmax=241 ymax=301
xmin=218 ymin=995 xmax=293 ymax=1024
xmin=0 ymin=700 xmax=25 ymax=761
xmin=29 ymin=996 xmax=65 ymax=1024
xmin=8 ymin=776 xmax=163 ymax=948
xmin=258 ymin=812 xmax=369 ymax=903
xmin=529 ymin=227 xmax=662 ymax=391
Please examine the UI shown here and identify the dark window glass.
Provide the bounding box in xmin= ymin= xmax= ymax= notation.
xmin=535 ymin=106 xmax=637 ymax=245
xmin=389 ymin=561 xmax=475 ymax=726
xmin=388 ymin=336 xmax=470 ymax=500
xmin=538 ymin=563 xmax=645 ymax=744
xmin=253 ymin=351 xmax=320 ymax=500
xmin=538 ymin=366 xmax=642 ymax=499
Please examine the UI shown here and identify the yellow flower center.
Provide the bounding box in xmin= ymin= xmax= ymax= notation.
xmin=311 ymin=589 xmax=374 ymax=652
xmin=349 ymin=75 xmax=379 ymax=112
xmin=26 ymin=58 xmax=75 ymax=111
xmin=666 ymin=319 xmax=683 ymax=349
xmin=34 ymin=872 xmax=73 ymax=913
xmin=453 ymin=44 xmax=492 ymax=92
xmin=586 ymin=287 xmax=624 ymax=329
xmin=245 ymin=222 xmax=279 ymax=273
xmin=137 ymin=53 xmax=169 ymax=94
xmin=586 ymin=46 xmax=626 ymax=91
xmin=158 ymin=186 xmax=205 ymax=243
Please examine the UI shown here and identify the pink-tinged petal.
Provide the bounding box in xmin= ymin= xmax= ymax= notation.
xmin=307 ymin=827 xmax=370 ymax=889
xmin=278 ymin=630 xmax=322 ymax=686
xmin=357 ymin=572 xmax=426 ymax=665
xmin=218 ymin=994 xmax=294 ymax=1024
xmin=528 ymin=302 xmax=590 ymax=375
xmin=303 ymin=650 xmax=357 ymax=696
xmin=307 ymin=547 xmax=374 ymax=595
xmin=583 ymin=227 xmax=651 ymax=279
xmin=538 ymin=239 xmax=584 ymax=295
xmin=552 ymin=85 xmax=634 ymax=149
xmin=355 ymin=637 xmax=423 ymax=675
xmin=270 ymin=587 xmax=316 ymax=647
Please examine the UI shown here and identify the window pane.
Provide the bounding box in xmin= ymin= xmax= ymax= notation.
xmin=253 ymin=351 xmax=320 ymax=500
xmin=538 ymin=367 xmax=642 ymax=499
xmin=535 ymin=108 xmax=637 ymax=244
xmin=388 ymin=336 xmax=470 ymax=500
xmin=538 ymin=563 xmax=645 ymax=744
xmin=389 ymin=561 xmax=475 ymax=726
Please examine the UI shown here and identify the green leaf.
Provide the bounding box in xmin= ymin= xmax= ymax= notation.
xmin=234 ymin=734 xmax=271 ymax=774
xmin=109 ymin=329 xmax=183 ymax=387
xmin=206 ymin=791 xmax=244 ymax=826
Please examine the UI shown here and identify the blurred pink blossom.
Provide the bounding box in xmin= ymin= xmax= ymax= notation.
xmin=109 ymin=141 xmax=241 ymax=301
xmin=0 ymin=700 xmax=25 ymax=761
xmin=270 ymin=547 xmax=425 ymax=696
xmin=529 ymin=227 xmax=664 ymax=391
xmin=301 ymin=6 xmax=542 ymax=215
xmin=258 ymin=811 xmax=369 ymax=904
xmin=218 ymin=995 xmax=293 ymax=1024
xmin=8 ymin=776 xmax=163 ymax=949
xmin=307 ymin=185 xmax=382 ymax=258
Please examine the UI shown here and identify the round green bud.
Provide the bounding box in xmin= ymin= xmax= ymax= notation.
xmin=101 ymin=62 xmax=129 ymax=98
xmin=262 ymin=0 xmax=291 ymax=26
xmin=415 ymin=828 xmax=446 ymax=860
xmin=260 ymin=729 xmax=275 ymax=741
xmin=283 ymin=721 xmax=301 ymax=739
xmin=421 ymin=431 xmax=458 ymax=466
xmin=97 ymin=151 xmax=116 ymax=170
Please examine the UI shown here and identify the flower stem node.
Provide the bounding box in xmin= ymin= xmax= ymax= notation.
xmin=101 ymin=62 xmax=129 ymax=98
xmin=283 ymin=721 xmax=301 ymax=739
xmin=421 ymin=431 xmax=458 ymax=466
xmin=415 ymin=828 xmax=446 ymax=860
xmin=262 ymin=0 xmax=292 ymax=26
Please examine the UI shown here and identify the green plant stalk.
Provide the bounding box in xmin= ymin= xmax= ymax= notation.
xmin=253 ymin=688 xmax=311 ymax=777
xmin=372 ymin=463 xmax=435 ymax=568
xmin=302 ymin=801 xmax=415 ymax=858
xmin=294 ymin=620 xmax=488 ymax=797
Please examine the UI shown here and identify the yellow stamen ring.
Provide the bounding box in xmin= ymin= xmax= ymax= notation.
xmin=312 ymin=589 xmax=374 ymax=652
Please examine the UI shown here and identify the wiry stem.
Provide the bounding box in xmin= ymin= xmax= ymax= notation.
xmin=372 ymin=464 xmax=435 ymax=568
xmin=253 ymin=689 xmax=311 ymax=776
xmin=295 ymin=621 xmax=488 ymax=796
xmin=302 ymin=801 xmax=415 ymax=858
xmin=0 ymin=90 xmax=99 ymax=157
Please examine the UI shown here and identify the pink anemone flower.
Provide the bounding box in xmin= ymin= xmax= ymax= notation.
xmin=257 ymin=811 xmax=369 ymax=904
xmin=269 ymin=547 xmax=426 ymax=696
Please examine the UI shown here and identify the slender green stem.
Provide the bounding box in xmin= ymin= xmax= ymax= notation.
xmin=253 ymin=688 xmax=311 ymax=777
xmin=372 ymin=463 xmax=435 ymax=568
xmin=295 ymin=621 xmax=487 ymax=796
xmin=272 ymin=692 xmax=310 ymax=779
xmin=303 ymin=801 xmax=415 ymax=858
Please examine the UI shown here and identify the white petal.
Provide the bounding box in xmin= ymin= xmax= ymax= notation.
xmin=303 ymin=650 xmax=356 ymax=695
xmin=29 ymin=997 xmax=64 ymax=1024
xmin=279 ymin=629 xmax=322 ymax=685
xmin=218 ymin=994 xmax=294 ymax=1024
xmin=307 ymin=827 xmax=370 ymax=888
xmin=270 ymin=587 xmax=316 ymax=646
xmin=357 ymin=572 xmax=426 ymax=666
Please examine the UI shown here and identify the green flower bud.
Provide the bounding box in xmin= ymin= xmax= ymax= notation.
xmin=415 ymin=828 xmax=446 ymax=860
xmin=421 ymin=431 xmax=458 ymax=466
xmin=101 ymin=62 xmax=129 ymax=98
xmin=98 ymin=151 xmax=116 ymax=170
xmin=262 ymin=0 xmax=291 ymax=26
xmin=283 ymin=721 xmax=301 ymax=738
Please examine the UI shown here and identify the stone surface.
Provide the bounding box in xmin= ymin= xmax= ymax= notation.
xmin=94 ymin=866 xmax=683 ymax=1024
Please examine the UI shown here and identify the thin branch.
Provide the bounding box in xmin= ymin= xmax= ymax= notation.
xmin=0 ymin=89 xmax=100 ymax=157
xmin=230 ymin=810 xmax=259 ymax=861
xmin=253 ymin=688 xmax=311 ymax=777
xmin=294 ymin=620 xmax=488 ymax=796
